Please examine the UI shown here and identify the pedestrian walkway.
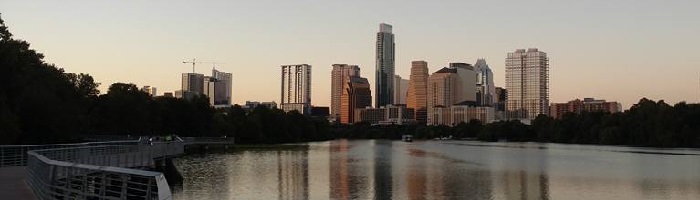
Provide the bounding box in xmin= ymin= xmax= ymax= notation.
xmin=0 ymin=166 xmax=36 ymax=200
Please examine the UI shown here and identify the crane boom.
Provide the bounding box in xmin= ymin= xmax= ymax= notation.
xmin=182 ymin=58 xmax=224 ymax=73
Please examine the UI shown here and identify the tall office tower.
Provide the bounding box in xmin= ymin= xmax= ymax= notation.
xmin=331 ymin=64 xmax=361 ymax=119
xmin=212 ymin=69 xmax=233 ymax=105
xmin=182 ymin=73 xmax=205 ymax=95
xmin=448 ymin=63 xmax=477 ymax=103
xmin=281 ymin=64 xmax=312 ymax=114
xmin=393 ymin=75 xmax=409 ymax=105
xmin=474 ymin=59 xmax=495 ymax=106
xmin=506 ymin=48 xmax=549 ymax=121
xmin=340 ymin=76 xmax=372 ymax=124
xmin=375 ymin=23 xmax=395 ymax=107
xmin=407 ymin=61 xmax=429 ymax=124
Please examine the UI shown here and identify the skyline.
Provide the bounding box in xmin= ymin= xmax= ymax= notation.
xmin=2 ymin=1 xmax=700 ymax=109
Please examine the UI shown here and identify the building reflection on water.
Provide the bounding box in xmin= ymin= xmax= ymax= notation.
xmin=276 ymin=149 xmax=309 ymax=200
xmin=173 ymin=140 xmax=700 ymax=200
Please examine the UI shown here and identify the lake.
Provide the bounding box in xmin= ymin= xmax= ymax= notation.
xmin=173 ymin=140 xmax=700 ymax=200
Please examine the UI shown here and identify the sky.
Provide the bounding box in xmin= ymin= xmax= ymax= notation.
xmin=2 ymin=0 xmax=699 ymax=109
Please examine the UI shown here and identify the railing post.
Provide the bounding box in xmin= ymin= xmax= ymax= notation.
xmin=121 ymin=174 xmax=128 ymax=200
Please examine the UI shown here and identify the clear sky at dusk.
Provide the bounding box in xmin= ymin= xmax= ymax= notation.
xmin=2 ymin=0 xmax=699 ymax=108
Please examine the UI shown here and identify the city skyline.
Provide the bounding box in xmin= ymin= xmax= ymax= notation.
xmin=2 ymin=1 xmax=699 ymax=109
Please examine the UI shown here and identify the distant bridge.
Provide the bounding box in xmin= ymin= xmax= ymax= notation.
xmin=0 ymin=136 xmax=234 ymax=200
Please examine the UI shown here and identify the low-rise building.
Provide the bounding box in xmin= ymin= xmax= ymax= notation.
xmin=354 ymin=105 xmax=415 ymax=125
xmin=549 ymin=98 xmax=622 ymax=119
xmin=428 ymin=102 xmax=495 ymax=126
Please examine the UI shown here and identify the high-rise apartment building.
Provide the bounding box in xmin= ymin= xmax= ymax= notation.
xmin=212 ymin=69 xmax=233 ymax=105
xmin=475 ymin=59 xmax=495 ymax=106
xmin=182 ymin=73 xmax=205 ymax=95
xmin=394 ymin=75 xmax=409 ymax=105
xmin=407 ymin=61 xmax=429 ymax=124
xmin=375 ymin=23 xmax=395 ymax=107
xmin=449 ymin=63 xmax=477 ymax=103
xmin=331 ymin=64 xmax=360 ymax=119
xmin=341 ymin=76 xmax=372 ymax=124
xmin=506 ymin=48 xmax=549 ymax=121
xmin=281 ymin=64 xmax=312 ymax=114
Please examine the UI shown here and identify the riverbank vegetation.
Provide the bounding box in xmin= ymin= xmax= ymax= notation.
xmin=1 ymin=15 xmax=698 ymax=147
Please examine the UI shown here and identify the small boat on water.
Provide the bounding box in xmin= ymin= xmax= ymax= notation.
xmin=402 ymin=135 xmax=413 ymax=142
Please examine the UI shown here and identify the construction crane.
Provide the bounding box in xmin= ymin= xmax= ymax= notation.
xmin=182 ymin=58 xmax=224 ymax=73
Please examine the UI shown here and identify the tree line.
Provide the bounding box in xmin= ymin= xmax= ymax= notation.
xmin=333 ymin=99 xmax=700 ymax=148
xmin=0 ymin=15 xmax=327 ymax=144
xmin=2 ymin=15 xmax=699 ymax=147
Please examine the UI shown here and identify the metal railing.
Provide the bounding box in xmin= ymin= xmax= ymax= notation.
xmin=23 ymin=142 xmax=183 ymax=200
xmin=180 ymin=136 xmax=235 ymax=145
xmin=0 ymin=140 xmax=141 ymax=168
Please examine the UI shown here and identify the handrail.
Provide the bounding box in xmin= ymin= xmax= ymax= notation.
xmin=0 ymin=140 xmax=141 ymax=168
xmin=24 ymin=142 xmax=182 ymax=200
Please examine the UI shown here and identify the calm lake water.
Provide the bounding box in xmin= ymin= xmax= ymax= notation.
xmin=172 ymin=140 xmax=700 ymax=200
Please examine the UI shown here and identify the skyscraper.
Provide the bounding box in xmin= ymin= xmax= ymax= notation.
xmin=212 ymin=68 xmax=233 ymax=105
xmin=331 ymin=64 xmax=360 ymax=119
xmin=375 ymin=23 xmax=395 ymax=107
xmin=393 ymin=75 xmax=409 ymax=105
xmin=474 ymin=59 xmax=495 ymax=106
xmin=427 ymin=67 xmax=459 ymax=110
xmin=181 ymin=73 xmax=204 ymax=95
xmin=448 ymin=63 xmax=477 ymax=103
xmin=407 ymin=61 xmax=429 ymax=124
xmin=281 ymin=64 xmax=312 ymax=114
xmin=506 ymin=48 xmax=549 ymax=121
xmin=341 ymin=76 xmax=372 ymax=124
xmin=426 ymin=67 xmax=459 ymax=125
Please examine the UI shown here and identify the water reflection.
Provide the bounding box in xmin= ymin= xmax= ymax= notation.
xmin=173 ymin=140 xmax=700 ymax=200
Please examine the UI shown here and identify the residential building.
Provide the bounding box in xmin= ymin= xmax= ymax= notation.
xmin=394 ymin=75 xmax=409 ymax=105
xmin=549 ymin=98 xmax=622 ymax=119
xmin=331 ymin=64 xmax=361 ymax=119
xmin=341 ymin=76 xmax=372 ymax=124
xmin=474 ymin=59 xmax=495 ymax=106
xmin=376 ymin=23 xmax=395 ymax=107
xmin=212 ymin=69 xmax=233 ymax=105
xmin=428 ymin=103 xmax=495 ymax=126
xmin=181 ymin=73 xmax=205 ymax=96
xmin=203 ymin=76 xmax=228 ymax=106
xmin=281 ymin=64 xmax=312 ymax=114
xmin=407 ymin=61 xmax=429 ymax=124
xmin=506 ymin=48 xmax=550 ymax=121
xmin=354 ymin=105 xmax=415 ymax=125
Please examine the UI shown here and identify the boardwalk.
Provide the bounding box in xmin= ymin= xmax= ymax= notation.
xmin=0 ymin=167 xmax=36 ymax=200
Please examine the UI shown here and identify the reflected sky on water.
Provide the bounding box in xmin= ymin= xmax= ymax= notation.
xmin=173 ymin=140 xmax=700 ymax=200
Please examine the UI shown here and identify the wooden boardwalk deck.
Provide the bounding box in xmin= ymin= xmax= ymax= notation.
xmin=0 ymin=167 xmax=36 ymax=200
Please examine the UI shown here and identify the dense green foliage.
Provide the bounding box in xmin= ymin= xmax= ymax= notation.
xmin=398 ymin=99 xmax=700 ymax=148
